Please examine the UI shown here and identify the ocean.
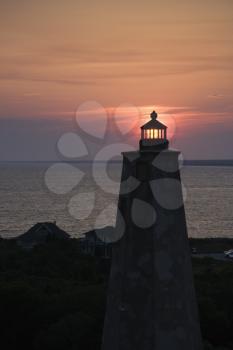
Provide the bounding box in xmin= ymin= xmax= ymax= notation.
xmin=0 ymin=162 xmax=233 ymax=239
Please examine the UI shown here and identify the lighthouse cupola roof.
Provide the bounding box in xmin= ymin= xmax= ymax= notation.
xmin=141 ymin=111 xmax=167 ymax=130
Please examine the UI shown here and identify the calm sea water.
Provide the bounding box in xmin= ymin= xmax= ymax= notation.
xmin=0 ymin=162 xmax=233 ymax=239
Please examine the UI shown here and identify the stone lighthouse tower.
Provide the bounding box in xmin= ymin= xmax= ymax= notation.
xmin=101 ymin=111 xmax=203 ymax=350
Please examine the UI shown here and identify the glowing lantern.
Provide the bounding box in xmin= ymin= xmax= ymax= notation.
xmin=140 ymin=110 xmax=169 ymax=150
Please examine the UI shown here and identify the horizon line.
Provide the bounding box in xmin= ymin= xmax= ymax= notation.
xmin=1 ymin=159 xmax=233 ymax=165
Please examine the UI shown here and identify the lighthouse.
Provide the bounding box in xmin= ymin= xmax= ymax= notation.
xmin=101 ymin=111 xmax=203 ymax=350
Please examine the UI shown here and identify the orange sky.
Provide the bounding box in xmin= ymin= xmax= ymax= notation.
xmin=0 ymin=0 xmax=233 ymax=160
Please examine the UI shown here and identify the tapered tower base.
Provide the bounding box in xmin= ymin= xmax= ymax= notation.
xmin=102 ymin=150 xmax=203 ymax=350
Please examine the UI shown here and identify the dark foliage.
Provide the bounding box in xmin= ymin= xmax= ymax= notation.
xmin=193 ymin=258 xmax=233 ymax=350
xmin=0 ymin=238 xmax=232 ymax=349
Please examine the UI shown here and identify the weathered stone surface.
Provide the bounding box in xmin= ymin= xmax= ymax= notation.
xmin=102 ymin=150 xmax=203 ymax=350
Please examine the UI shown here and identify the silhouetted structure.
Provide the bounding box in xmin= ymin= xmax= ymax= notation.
xmin=79 ymin=226 xmax=113 ymax=258
xmin=102 ymin=111 xmax=203 ymax=350
xmin=140 ymin=110 xmax=169 ymax=150
xmin=17 ymin=222 xmax=70 ymax=248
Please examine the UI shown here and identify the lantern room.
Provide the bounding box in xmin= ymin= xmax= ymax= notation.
xmin=140 ymin=110 xmax=169 ymax=151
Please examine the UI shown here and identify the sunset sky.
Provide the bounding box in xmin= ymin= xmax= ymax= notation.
xmin=0 ymin=0 xmax=233 ymax=160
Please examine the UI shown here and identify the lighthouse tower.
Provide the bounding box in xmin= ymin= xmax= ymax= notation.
xmin=101 ymin=111 xmax=203 ymax=350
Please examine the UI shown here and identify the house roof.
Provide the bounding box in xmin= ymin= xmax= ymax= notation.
xmin=17 ymin=222 xmax=70 ymax=245
xmin=84 ymin=226 xmax=115 ymax=244
xmin=141 ymin=111 xmax=167 ymax=130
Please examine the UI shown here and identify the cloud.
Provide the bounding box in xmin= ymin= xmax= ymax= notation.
xmin=0 ymin=74 xmax=95 ymax=86
xmin=208 ymin=93 xmax=225 ymax=99
xmin=23 ymin=92 xmax=41 ymax=97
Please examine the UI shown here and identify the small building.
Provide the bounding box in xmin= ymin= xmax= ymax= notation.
xmin=79 ymin=226 xmax=114 ymax=258
xmin=17 ymin=222 xmax=70 ymax=249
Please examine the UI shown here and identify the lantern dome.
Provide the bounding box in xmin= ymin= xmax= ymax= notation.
xmin=140 ymin=110 xmax=169 ymax=151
